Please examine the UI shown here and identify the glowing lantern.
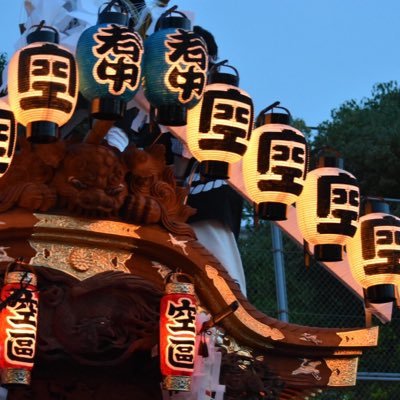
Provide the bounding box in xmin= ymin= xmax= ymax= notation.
xmin=347 ymin=199 xmax=399 ymax=303
xmin=8 ymin=25 xmax=78 ymax=143
xmin=142 ymin=8 xmax=208 ymax=126
xmin=0 ymin=267 xmax=38 ymax=385
xmin=243 ymin=103 xmax=308 ymax=220
xmin=76 ymin=1 xmax=144 ymax=119
xmin=296 ymin=153 xmax=360 ymax=262
xmin=187 ymin=62 xmax=254 ymax=179
xmin=160 ymin=273 xmax=197 ymax=391
xmin=0 ymin=98 xmax=17 ymax=178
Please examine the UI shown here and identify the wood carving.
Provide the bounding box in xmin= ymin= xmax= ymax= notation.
xmin=0 ymin=139 xmax=65 ymax=212
xmin=35 ymin=268 xmax=162 ymax=365
xmin=220 ymin=351 xmax=285 ymax=400
xmin=0 ymin=138 xmax=196 ymax=236
xmin=52 ymin=143 xmax=127 ymax=218
xmin=121 ymin=144 xmax=196 ymax=237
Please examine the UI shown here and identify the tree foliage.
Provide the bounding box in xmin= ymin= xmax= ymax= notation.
xmin=312 ymin=81 xmax=400 ymax=198
xmin=0 ymin=52 xmax=7 ymax=93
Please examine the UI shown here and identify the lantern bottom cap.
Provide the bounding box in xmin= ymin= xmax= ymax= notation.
xmin=258 ymin=202 xmax=287 ymax=221
xmin=200 ymin=160 xmax=229 ymax=180
xmin=162 ymin=375 xmax=191 ymax=391
xmin=365 ymin=284 xmax=396 ymax=304
xmin=314 ymin=244 xmax=342 ymax=262
xmin=156 ymin=105 xmax=187 ymax=126
xmin=91 ymin=98 xmax=127 ymax=120
xmin=1 ymin=368 xmax=31 ymax=386
xmin=27 ymin=121 xmax=59 ymax=144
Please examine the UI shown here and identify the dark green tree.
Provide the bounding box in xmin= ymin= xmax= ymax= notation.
xmin=0 ymin=52 xmax=7 ymax=95
xmin=312 ymin=81 xmax=400 ymax=198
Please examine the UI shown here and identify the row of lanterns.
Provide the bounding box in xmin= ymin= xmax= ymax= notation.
xmin=0 ymin=0 xmax=399 ymax=388
xmin=2 ymin=0 xmax=400 ymax=303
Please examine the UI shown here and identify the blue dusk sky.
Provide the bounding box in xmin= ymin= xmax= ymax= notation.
xmin=1 ymin=1 xmax=400 ymax=127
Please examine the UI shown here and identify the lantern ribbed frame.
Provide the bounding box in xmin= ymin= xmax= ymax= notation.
xmin=347 ymin=212 xmax=400 ymax=289
xmin=296 ymin=167 xmax=360 ymax=247
xmin=8 ymin=42 xmax=78 ymax=128
xmin=186 ymin=83 xmax=254 ymax=164
xmin=243 ymin=123 xmax=308 ymax=206
xmin=0 ymin=100 xmax=17 ymax=178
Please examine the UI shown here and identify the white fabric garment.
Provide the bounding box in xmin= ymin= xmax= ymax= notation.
xmin=191 ymin=220 xmax=246 ymax=297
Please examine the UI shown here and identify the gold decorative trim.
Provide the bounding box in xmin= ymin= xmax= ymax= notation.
xmin=33 ymin=213 xmax=141 ymax=239
xmin=1 ymin=368 xmax=31 ymax=385
xmin=326 ymin=357 xmax=359 ymax=386
xmin=5 ymin=271 xmax=37 ymax=286
xmin=166 ymin=282 xmax=195 ymax=295
xmin=215 ymin=332 xmax=254 ymax=358
xmin=332 ymin=350 xmax=362 ymax=356
xmin=29 ymin=241 xmax=131 ymax=280
xmin=337 ymin=326 xmax=379 ymax=347
xmin=163 ymin=375 xmax=191 ymax=391
xmin=205 ymin=265 xmax=284 ymax=341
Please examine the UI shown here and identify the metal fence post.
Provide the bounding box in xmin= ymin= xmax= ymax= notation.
xmin=270 ymin=222 xmax=289 ymax=322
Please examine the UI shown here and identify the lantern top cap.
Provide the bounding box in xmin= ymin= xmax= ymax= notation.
xmin=362 ymin=198 xmax=390 ymax=215
xmin=97 ymin=0 xmax=130 ymax=25
xmin=155 ymin=5 xmax=191 ymax=31
xmin=26 ymin=22 xmax=59 ymax=44
xmin=316 ymin=147 xmax=344 ymax=169
xmin=208 ymin=59 xmax=240 ymax=86
xmin=255 ymin=101 xmax=292 ymax=127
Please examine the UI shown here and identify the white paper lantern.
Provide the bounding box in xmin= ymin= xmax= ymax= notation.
xmin=347 ymin=200 xmax=398 ymax=303
xmin=296 ymin=157 xmax=360 ymax=262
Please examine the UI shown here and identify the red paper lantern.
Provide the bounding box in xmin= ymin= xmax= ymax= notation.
xmin=0 ymin=269 xmax=39 ymax=386
xmin=159 ymin=273 xmax=197 ymax=391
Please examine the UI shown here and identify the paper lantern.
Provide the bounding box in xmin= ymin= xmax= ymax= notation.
xmin=8 ymin=26 xmax=78 ymax=143
xmin=187 ymin=63 xmax=254 ymax=179
xmin=76 ymin=1 xmax=144 ymax=119
xmin=347 ymin=200 xmax=399 ymax=303
xmin=0 ymin=98 xmax=17 ymax=178
xmin=296 ymin=154 xmax=360 ymax=262
xmin=0 ymin=269 xmax=38 ymax=386
xmin=160 ymin=273 xmax=197 ymax=391
xmin=142 ymin=9 xmax=208 ymax=126
xmin=243 ymin=104 xmax=308 ymax=220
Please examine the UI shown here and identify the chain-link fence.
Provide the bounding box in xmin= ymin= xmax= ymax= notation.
xmin=239 ymin=218 xmax=400 ymax=400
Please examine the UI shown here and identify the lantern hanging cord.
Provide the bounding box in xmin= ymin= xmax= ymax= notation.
xmin=34 ymin=20 xmax=46 ymax=32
